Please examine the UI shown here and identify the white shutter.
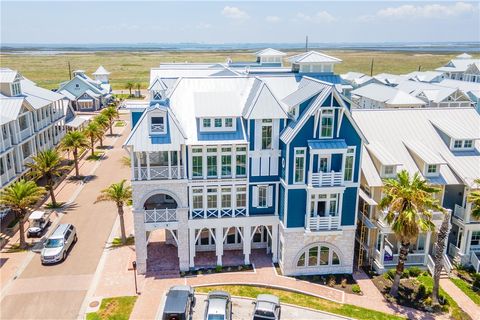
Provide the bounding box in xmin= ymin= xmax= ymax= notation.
xmin=254 ymin=120 xmax=261 ymax=151
xmin=261 ymin=155 xmax=269 ymax=176
xmin=272 ymin=119 xmax=279 ymax=150
xmin=251 ymin=156 xmax=260 ymax=176
xmin=270 ymin=155 xmax=278 ymax=176
xmin=267 ymin=185 xmax=273 ymax=207
xmin=252 ymin=186 xmax=259 ymax=208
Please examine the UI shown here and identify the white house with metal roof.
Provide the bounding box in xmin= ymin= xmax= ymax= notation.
xmin=58 ymin=67 xmax=112 ymax=111
xmin=352 ymin=107 xmax=480 ymax=273
xmin=0 ymin=68 xmax=71 ymax=188
xmin=351 ymin=83 xmax=426 ymax=109
xmin=124 ymin=50 xmax=365 ymax=276
xmin=436 ymin=53 xmax=480 ymax=83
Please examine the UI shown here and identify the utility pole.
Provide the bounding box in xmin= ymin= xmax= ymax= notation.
xmin=68 ymin=61 xmax=72 ymax=80
xmin=305 ymin=35 xmax=308 ymax=52
xmin=370 ymin=58 xmax=374 ymax=76
xmin=418 ymin=65 xmax=422 ymax=71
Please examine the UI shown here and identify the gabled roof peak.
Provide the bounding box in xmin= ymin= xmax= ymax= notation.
xmin=254 ymin=48 xmax=286 ymax=57
xmin=93 ymin=65 xmax=110 ymax=75
xmin=456 ymin=53 xmax=472 ymax=59
xmin=288 ymin=51 xmax=342 ymax=64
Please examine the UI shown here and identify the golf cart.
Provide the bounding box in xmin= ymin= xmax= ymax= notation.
xmin=27 ymin=211 xmax=50 ymax=238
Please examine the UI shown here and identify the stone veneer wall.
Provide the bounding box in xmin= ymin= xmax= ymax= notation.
xmin=279 ymin=226 xmax=355 ymax=276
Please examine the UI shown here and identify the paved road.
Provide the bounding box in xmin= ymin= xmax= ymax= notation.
xmin=0 ymin=116 xmax=130 ymax=319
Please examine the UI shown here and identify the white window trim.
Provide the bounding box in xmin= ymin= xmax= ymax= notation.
xmin=319 ymin=109 xmax=334 ymax=139
xmin=200 ymin=117 xmax=236 ymax=132
xmin=424 ymin=163 xmax=439 ymax=177
xmin=343 ymin=147 xmax=356 ymax=182
xmin=150 ymin=115 xmax=166 ymax=134
xmin=294 ymin=147 xmax=306 ymax=184
xmin=382 ymin=165 xmax=397 ymax=178
xmin=261 ymin=119 xmax=273 ymax=150
xmin=253 ymin=185 xmax=273 ymax=209
xmin=450 ymin=138 xmax=475 ymax=151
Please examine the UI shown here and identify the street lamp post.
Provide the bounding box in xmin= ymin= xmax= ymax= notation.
xmin=132 ymin=261 xmax=138 ymax=295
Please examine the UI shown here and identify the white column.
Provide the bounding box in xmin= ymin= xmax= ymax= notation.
xmin=232 ymin=145 xmax=236 ymax=179
xmin=308 ymin=152 xmax=314 ymax=186
xmin=217 ymin=145 xmax=221 ymax=179
xmin=243 ymin=226 xmax=251 ymax=265
xmin=133 ymin=209 xmax=148 ymax=274
xmin=182 ymin=145 xmax=187 ymax=179
xmin=146 ymin=152 xmax=151 ymax=180
xmin=459 ymin=229 xmax=468 ymax=254
xmin=136 ymin=152 xmax=142 ymax=180
xmin=216 ymin=227 xmax=224 ymax=266
xmin=423 ymin=232 xmax=432 ymax=264
xmin=465 ymin=229 xmax=472 ymax=254
xmin=167 ymin=151 xmax=172 ymax=179
xmin=271 ymin=225 xmax=278 ymax=262
xmin=177 ymin=150 xmax=181 ymax=179
xmin=189 ymin=228 xmax=196 ymax=268
xmin=129 ymin=149 xmax=135 ymax=180
xmin=379 ymin=234 xmax=385 ymax=268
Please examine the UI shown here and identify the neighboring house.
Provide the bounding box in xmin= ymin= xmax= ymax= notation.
xmin=396 ymin=80 xmax=472 ymax=108
xmin=403 ymin=71 xmax=446 ymax=83
xmin=438 ymin=79 xmax=480 ymax=112
xmin=352 ymin=107 xmax=480 ymax=273
xmin=351 ymin=83 xmax=426 ymax=109
xmin=124 ymin=50 xmax=365 ymax=276
xmin=373 ymin=73 xmax=408 ymax=87
xmin=58 ymin=66 xmax=112 ymax=112
xmin=436 ymin=53 xmax=480 ymax=83
xmin=0 ymin=68 xmax=70 ymax=188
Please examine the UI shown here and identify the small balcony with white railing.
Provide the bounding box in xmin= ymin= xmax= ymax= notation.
xmin=309 ymin=171 xmax=344 ymax=188
xmin=453 ymin=203 xmax=478 ymax=225
xmin=307 ymin=215 xmax=340 ymax=231
xmin=132 ymin=150 xmax=186 ymax=181
xmin=143 ymin=193 xmax=179 ymax=229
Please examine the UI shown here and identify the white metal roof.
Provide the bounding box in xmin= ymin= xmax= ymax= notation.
xmin=436 ymin=58 xmax=480 ymax=73
xmin=282 ymin=77 xmax=327 ymax=108
xmin=288 ymin=51 xmax=342 ymax=64
xmin=92 ymin=65 xmax=110 ymax=75
xmin=403 ymin=71 xmax=445 ymax=83
xmin=395 ymin=80 xmax=464 ymax=104
xmin=361 ymin=146 xmax=383 ymax=187
xmin=60 ymin=90 xmax=76 ymax=100
xmin=439 ymin=79 xmax=480 ymax=99
xmin=353 ymin=108 xmax=480 ymax=187
xmin=373 ymin=73 xmax=408 ymax=86
xmin=352 ymin=83 xmax=426 ymax=106
xmin=430 ymin=117 xmax=480 ymax=140
xmin=403 ymin=141 xmax=446 ymax=165
xmin=0 ymin=97 xmax=26 ymax=124
xmin=254 ymin=48 xmax=286 ymax=57
xmin=457 ymin=53 xmax=473 ymax=59
xmin=194 ymin=92 xmax=242 ymax=117
xmin=0 ymin=68 xmax=22 ymax=83
xmin=366 ymin=143 xmax=400 ymax=166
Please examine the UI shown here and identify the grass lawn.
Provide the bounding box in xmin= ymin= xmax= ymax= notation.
xmin=86 ymin=151 xmax=104 ymax=161
xmin=450 ymin=277 xmax=480 ymax=306
xmin=2 ymin=50 xmax=478 ymax=90
xmin=114 ymin=121 xmax=126 ymax=127
xmin=86 ymin=296 xmax=137 ymax=320
xmin=195 ymin=285 xmax=405 ymax=320
xmin=110 ymin=236 xmax=135 ymax=247
xmin=416 ymin=275 xmax=471 ymax=320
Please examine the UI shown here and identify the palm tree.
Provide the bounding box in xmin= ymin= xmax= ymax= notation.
xmin=120 ymin=156 xmax=131 ymax=167
xmin=83 ymin=122 xmax=103 ymax=156
xmin=93 ymin=114 xmax=109 ymax=147
xmin=379 ymin=170 xmax=440 ymax=297
xmin=125 ymin=82 xmax=134 ymax=96
xmin=101 ymin=106 xmax=119 ymax=136
xmin=61 ymin=130 xmax=89 ymax=178
xmin=95 ymin=180 xmax=132 ymax=245
xmin=26 ymin=149 xmax=68 ymax=207
xmin=0 ymin=180 xmax=46 ymax=248
xmin=432 ymin=210 xmax=450 ymax=306
xmin=467 ymin=179 xmax=480 ymax=219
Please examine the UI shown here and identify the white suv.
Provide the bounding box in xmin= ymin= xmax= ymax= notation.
xmin=41 ymin=224 xmax=77 ymax=264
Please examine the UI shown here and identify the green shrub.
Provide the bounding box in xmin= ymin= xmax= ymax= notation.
xmin=407 ymin=266 xmax=423 ymax=278
xmin=384 ymin=269 xmax=396 ymax=280
xmin=473 ymin=273 xmax=480 ymax=289
xmin=417 ymin=284 xmax=427 ymax=299
xmin=423 ymin=296 xmax=432 ymax=306
xmin=352 ymin=284 xmax=361 ymax=294
xmin=215 ymin=265 xmax=222 ymax=273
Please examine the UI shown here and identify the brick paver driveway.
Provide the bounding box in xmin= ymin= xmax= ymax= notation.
xmin=0 ymin=114 xmax=130 ymax=319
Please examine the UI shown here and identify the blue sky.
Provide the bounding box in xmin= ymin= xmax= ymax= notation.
xmin=1 ymin=1 xmax=479 ymax=44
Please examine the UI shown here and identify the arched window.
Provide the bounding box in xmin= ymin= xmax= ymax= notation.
xmin=296 ymin=244 xmax=341 ymax=267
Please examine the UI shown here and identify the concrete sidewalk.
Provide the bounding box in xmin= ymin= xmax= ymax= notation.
xmin=440 ymin=278 xmax=480 ymax=319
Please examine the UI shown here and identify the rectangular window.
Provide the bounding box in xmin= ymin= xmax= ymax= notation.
xmin=464 ymin=140 xmax=473 ymax=148
xmin=203 ymin=119 xmax=211 ymax=128
xmin=294 ymin=148 xmax=306 ymax=184
xmin=261 ymin=119 xmax=273 ymax=150
xmin=471 ymin=231 xmax=480 ymax=246
xmin=192 ymin=156 xmax=203 ymax=177
xmin=151 ymin=116 xmax=165 ymax=132
xmin=258 ymin=186 xmax=268 ymax=208
xmin=236 ymin=186 xmax=246 ymax=207
xmin=207 ymin=188 xmax=217 ymax=208
xmin=221 ymin=188 xmax=231 ymax=208
xmin=344 ymin=147 xmax=355 ymax=181
xmin=214 ymin=118 xmax=222 ymax=128
xmin=221 ymin=155 xmax=231 ymax=176
xmin=192 ymin=189 xmax=203 ymax=209
xmin=236 ymin=154 xmax=246 ymax=176
xmin=320 ymin=110 xmax=334 ymax=138
xmin=384 ymin=165 xmax=395 ymax=176
xmin=427 ymin=164 xmax=438 ymax=174
xmin=207 ymin=156 xmax=217 ymax=177
xmin=453 ymin=140 xmax=463 ymax=148
xmin=225 ymin=118 xmax=233 ymax=127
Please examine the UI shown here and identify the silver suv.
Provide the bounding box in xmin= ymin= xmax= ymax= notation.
xmin=252 ymin=294 xmax=281 ymax=320
xmin=41 ymin=224 xmax=77 ymax=264
xmin=204 ymin=291 xmax=232 ymax=320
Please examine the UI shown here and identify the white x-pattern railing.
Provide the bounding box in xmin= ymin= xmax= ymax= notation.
xmin=144 ymin=208 xmax=177 ymax=223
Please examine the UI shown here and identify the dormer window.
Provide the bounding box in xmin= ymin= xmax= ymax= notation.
xmin=453 ymin=140 xmax=463 ymax=148
xmin=382 ymin=165 xmax=396 ymax=178
xmin=151 ymin=116 xmax=165 ymax=133
xmin=464 ymin=140 xmax=473 ymax=148
xmin=214 ymin=118 xmax=222 ymax=128
xmin=203 ymin=119 xmax=211 ymax=128
xmin=225 ymin=118 xmax=233 ymax=128
xmin=200 ymin=117 xmax=236 ymax=131
xmin=290 ymin=105 xmax=299 ymax=121
xmin=11 ymin=81 xmax=21 ymax=96
xmin=425 ymin=164 xmax=439 ymax=176
xmin=451 ymin=139 xmax=475 ymax=150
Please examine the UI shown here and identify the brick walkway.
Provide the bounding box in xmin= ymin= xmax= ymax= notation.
xmin=440 ymin=278 xmax=480 ymax=319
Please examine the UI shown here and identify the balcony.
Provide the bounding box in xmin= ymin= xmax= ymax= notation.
xmin=307 ymin=215 xmax=340 ymax=231
xmin=19 ymin=127 xmax=32 ymax=141
xmin=309 ymin=171 xmax=343 ymax=188
xmin=374 ymin=249 xmax=426 ymax=268
xmin=470 ymin=251 xmax=480 ymax=273
xmin=453 ymin=204 xmax=477 ymax=224
xmin=151 ymin=123 xmax=165 ymax=133
xmin=191 ymin=208 xmax=247 ymax=219
xmin=36 ymin=118 xmax=50 ymax=131
xmin=144 ymin=208 xmax=178 ymax=230
xmin=135 ymin=165 xmax=184 ymax=180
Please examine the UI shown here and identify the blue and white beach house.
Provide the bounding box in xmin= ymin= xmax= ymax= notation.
xmin=124 ymin=50 xmax=365 ymax=275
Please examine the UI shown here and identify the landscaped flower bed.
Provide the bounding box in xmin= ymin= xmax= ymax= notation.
xmin=180 ymin=264 xmax=254 ymax=277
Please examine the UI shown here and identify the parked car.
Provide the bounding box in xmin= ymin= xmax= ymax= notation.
xmin=204 ymin=291 xmax=232 ymax=320
xmin=41 ymin=224 xmax=77 ymax=264
xmin=252 ymin=294 xmax=281 ymax=320
xmin=0 ymin=207 xmax=11 ymax=222
xmin=27 ymin=211 xmax=50 ymax=238
xmin=162 ymin=285 xmax=196 ymax=320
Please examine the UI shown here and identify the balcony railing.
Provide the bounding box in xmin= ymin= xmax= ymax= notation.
xmin=310 ymin=171 xmax=343 ymax=187
xmin=151 ymin=124 xmax=165 ymax=133
xmin=470 ymin=251 xmax=480 ymax=273
xmin=191 ymin=208 xmax=247 ymax=219
xmin=144 ymin=208 xmax=177 ymax=224
xmin=136 ymin=165 xmax=183 ymax=180
xmin=307 ymin=215 xmax=340 ymax=231
xmin=19 ymin=128 xmax=32 ymax=141
xmin=448 ymin=243 xmax=461 ymax=259
xmin=453 ymin=204 xmax=466 ymax=221
xmin=384 ymin=253 xmax=425 ymax=266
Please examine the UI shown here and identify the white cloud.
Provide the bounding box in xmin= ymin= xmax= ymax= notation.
xmin=265 ymin=15 xmax=281 ymax=23
xmin=221 ymin=6 xmax=249 ymax=20
xmin=360 ymin=2 xmax=476 ymax=21
xmin=294 ymin=11 xmax=336 ymax=23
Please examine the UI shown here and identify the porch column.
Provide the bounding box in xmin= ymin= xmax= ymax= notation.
xmin=177 ymin=150 xmax=181 ymax=179
xmin=232 ymin=145 xmax=236 ymax=179
xmin=129 ymin=149 xmax=135 ymax=180
xmin=465 ymin=229 xmax=472 ymax=254
xmin=133 ymin=209 xmax=147 ymax=274
xmin=423 ymin=232 xmax=432 ymax=264
xmin=308 ymin=152 xmax=314 ymax=186
xmin=189 ymin=228 xmax=196 ymax=268
xmin=215 ymin=227 xmax=224 ymax=266
xmin=459 ymin=229 xmax=468 ymax=255
xmin=466 ymin=202 xmax=473 ymax=223
xmin=243 ymin=226 xmax=252 ymax=265
xmin=167 ymin=151 xmax=172 ymax=179
xmin=379 ymin=233 xmax=385 ymax=268
xmin=136 ymin=152 xmax=142 ymax=180
xmin=271 ymin=225 xmax=278 ymax=263
xmin=182 ymin=145 xmax=187 ymax=179
xmin=177 ymin=208 xmax=190 ymax=271
xmin=146 ymin=152 xmax=151 ymax=180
